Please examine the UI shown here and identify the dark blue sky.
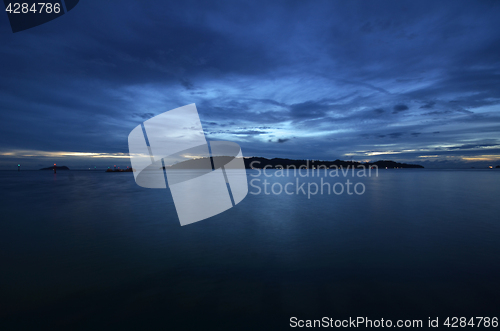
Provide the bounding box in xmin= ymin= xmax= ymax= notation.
xmin=1 ymin=0 xmax=500 ymax=169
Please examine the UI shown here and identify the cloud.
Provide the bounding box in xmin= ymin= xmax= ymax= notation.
xmin=268 ymin=138 xmax=290 ymax=143
xmin=288 ymin=100 xmax=331 ymax=120
xmin=133 ymin=113 xmax=155 ymax=119
xmin=420 ymin=101 xmax=436 ymax=109
xmin=180 ymin=78 xmax=194 ymax=90
xmin=207 ymin=129 xmax=269 ymax=135
xmin=388 ymin=132 xmax=404 ymax=138
xmin=393 ymin=104 xmax=409 ymax=113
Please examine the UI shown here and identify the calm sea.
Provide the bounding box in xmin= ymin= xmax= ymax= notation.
xmin=0 ymin=169 xmax=499 ymax=329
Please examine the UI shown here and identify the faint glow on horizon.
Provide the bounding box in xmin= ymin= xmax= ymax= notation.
xmin=0 ymin=150 xmax=131 ymax=158
xmin=366 ymin=151 xmax=403 ymax=156
xmin=462 ymin=155 xmax=500 ymax=161
xmin=179 ymin=153 xmax=205 ymax=159
xmin=345 ymin=151 xmax=403 ymax=156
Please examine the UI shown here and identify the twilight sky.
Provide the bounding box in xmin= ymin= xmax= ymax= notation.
xmin=1 ymin=0 xmax=500 ymax=169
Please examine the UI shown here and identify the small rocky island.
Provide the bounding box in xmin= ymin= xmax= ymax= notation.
xmin=40 ymin=166 xmax=70 ymax=170
xmin=106 ymin=167 xmax=133 ymax=172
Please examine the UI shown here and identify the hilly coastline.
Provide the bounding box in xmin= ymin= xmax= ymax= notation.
xmin=165 ymin=157 xmax=424 ymax=169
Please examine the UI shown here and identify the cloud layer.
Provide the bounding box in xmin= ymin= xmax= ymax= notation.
xmin=1 ymin=0 xmax=499 ymax=168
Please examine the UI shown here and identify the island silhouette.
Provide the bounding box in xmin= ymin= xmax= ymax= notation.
xmin=40 ymin=166 xmax=69 ymax=170
xmin=105 ymin=167 xmax=133 ymax=172
xmin=162 ymin=157 xmax=424 ymax=170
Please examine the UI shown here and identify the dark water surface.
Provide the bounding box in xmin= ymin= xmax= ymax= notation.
xmin=1 ymin=169 xmax=499 ymax=329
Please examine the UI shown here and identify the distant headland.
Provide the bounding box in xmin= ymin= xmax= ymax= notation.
xmin=163 ymin=157 xmax=424 ymax=169
xmin=242 ymin=157 xmax=424 ymax=169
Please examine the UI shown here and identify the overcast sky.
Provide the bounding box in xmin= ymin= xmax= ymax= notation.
xmin=1 ymin=0 xmax=500 ymax=169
